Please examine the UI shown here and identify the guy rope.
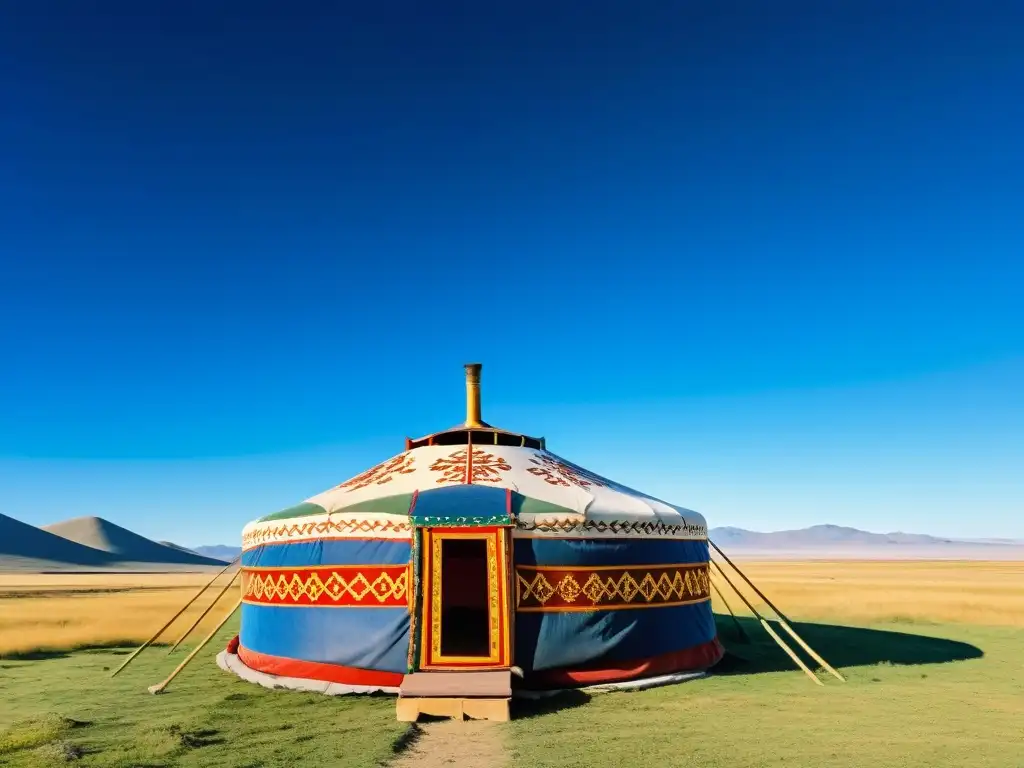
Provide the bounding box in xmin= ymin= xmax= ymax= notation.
xmin=166 ymin=569 xmax=242 ymax=654
xmin=708 ymin=558 xmax=824 ymax=686
xmin=709 ymin=577 xmax=749 ymax=643
xmin=110 ymin=556 xmax=239 ymax=678
xmin=149 ymin=597 xmax=242 ymax=695
xmin=709 ymin=539 xmax=846 ymax=682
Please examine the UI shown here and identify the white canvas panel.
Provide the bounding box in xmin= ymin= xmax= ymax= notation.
xmin=243 ymin=444 xmax=707 ymax=542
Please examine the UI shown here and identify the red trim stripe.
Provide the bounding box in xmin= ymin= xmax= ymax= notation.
xmin=237 ymin=645 xmax=404 ymax=687
xmin=230 ymin=638 xmax=723 ymax=692
xmin=527 ymin=636 xmax=725 ymax=688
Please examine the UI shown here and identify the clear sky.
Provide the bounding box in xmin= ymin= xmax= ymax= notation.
xmin=1 ymin=2 xmax=1021 ymax=545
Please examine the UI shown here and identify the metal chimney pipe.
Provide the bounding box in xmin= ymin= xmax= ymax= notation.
xmin=464 ymin=363 xmax=485 ymax=428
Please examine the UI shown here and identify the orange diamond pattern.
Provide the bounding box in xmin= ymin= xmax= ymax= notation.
xmin=516 ymin=564 xmax=710 ymax=611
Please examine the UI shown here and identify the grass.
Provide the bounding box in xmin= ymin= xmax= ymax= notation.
xmin=0 ymin=560 xmax=1022 ymax=767
xmin=715 ymin=559 xmax=1024 ymax=627
xmin=508 ymin=619 xmax=1024 ymax=768
xmin=0 ymin=714 xmax=86 ymax=754
xmin=0 ymin=573 xmax=236 ymax=657
xmin=501 ymin=559 xmax=1024 ymax=768
xmin=0 ymin=617 xmax=407 ymax=768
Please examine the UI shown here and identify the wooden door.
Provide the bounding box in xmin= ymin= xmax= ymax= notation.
xmin=419 ymin=527 xmax=511 ymax=670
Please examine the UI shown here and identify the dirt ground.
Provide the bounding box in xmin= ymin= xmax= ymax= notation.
xmin=392 ymin=719 xmax=507 ymax=768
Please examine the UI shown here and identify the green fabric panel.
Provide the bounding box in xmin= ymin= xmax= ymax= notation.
xmin=511 ymin=493 xmax=578 ymax=518
xmin=332 ymin=493 xmax=415 ymax=516
xmin=257 ymin=502 xmax=328 ymax=523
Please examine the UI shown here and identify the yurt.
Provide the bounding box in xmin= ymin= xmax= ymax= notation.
xmin=221 ymin=364 xmax=722 ymax=714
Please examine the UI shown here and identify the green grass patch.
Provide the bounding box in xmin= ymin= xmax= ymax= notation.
xmin=0 ymin=618 xmax=407 ymax=768
xmin=507 ymin=618 xmax=1024 ymax=768
xmin=0 ymin=714 xmax=85 ymax=756
xmin=1 ymin=616 xmax=1021 ymax=767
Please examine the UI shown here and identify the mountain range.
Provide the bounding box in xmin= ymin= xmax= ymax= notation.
xmin=0 ymin=513 xmax=230 ymax=571
xmin=708 ymin=524 xmax=1024 ymax=557
xmin=191 ymin=544 xmax=244 ymax=561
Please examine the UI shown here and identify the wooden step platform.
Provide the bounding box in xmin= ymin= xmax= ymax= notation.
xmin=397 ymin=670 xmax=511 ymax=722
xmin=396 ymin=696 xmax=509 ymax=722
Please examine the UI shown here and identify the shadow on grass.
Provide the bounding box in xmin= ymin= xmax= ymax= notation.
xmin=511 ymin=689 xmax=592 ymax=720
xmin=172 ymin=726 xmax=224 ymax=748
xmin=0 ymin=644 xmax=139 ymax=661
xmin=713 ymin=614 xmax=983 ymax=675
xmin=505 ymin=615 xmax=980 ymax=719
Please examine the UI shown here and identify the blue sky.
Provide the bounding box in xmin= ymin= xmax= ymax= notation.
xmin=1 ymin=2 xmax=1021 ymax=544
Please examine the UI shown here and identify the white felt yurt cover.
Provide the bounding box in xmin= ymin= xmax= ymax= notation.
xmin=243 ymin=445 xmax=707 ymax=546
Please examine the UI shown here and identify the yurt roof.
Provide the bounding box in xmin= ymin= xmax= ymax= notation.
xmin=242 ymin=364 xmax=707 ymax=546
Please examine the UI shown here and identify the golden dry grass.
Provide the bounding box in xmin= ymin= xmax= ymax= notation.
xmin=1 ymin=559 xmax=1022 ymax=656
xmin=712 ymin=559 xmax=1024 ymax=627
xmin=0 ymin=571 xmax=240 ymax=656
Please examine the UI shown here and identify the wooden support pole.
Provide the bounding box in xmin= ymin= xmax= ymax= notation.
xmin=709 ymin=540 xmax=794 ymax=618
xmin=166 ymin=569 xmax=242 ymax=655
xmin=148 ymin=598 xmax=242 ymax=695
xmin=709 ymin=559 xmax=823 ymax=686
xmin=710 ymin=576 xmax=750 ymax=643
xmin=757 ymin=617 xmax=823 ymax=686
xmin=110 ymin=557 xmax=239 ymax=678
xmin=708 ymin=540 xmax=846 ymax=682
xmin=773 ymin=617 xmax=846 ymax=682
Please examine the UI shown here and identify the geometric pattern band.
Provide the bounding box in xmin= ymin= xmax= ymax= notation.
xmin=241 ymin=566 xmax=408 ymax=607
xmin=515 ymin=563 xmax=710 ymax=612
xmin=516 ymin=518 xmax=707 ymax=538
xmin=242 ymin=515 xmax=707 ymax=551
xmin=242 ymin=518 xmax=413 ymax=550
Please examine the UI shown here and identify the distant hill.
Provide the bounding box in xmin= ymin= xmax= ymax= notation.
xmin=0 ymin=512 xmax=117 ymax=571
xmin=159 ymin=541 xmax=203 ymax=556
xmin=959 ymin=537 xmax=1024 ymax=546
xmin=709 ymin=524 xmax=1023 ymax=550
xmin=43 ymin=517 xmax=228 ymax=566
xmin=192 ymin=545 xmax=242 ymax=561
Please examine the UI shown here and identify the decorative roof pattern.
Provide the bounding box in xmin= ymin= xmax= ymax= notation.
xmin=243 ymin=445 xmax=707 ymax=546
